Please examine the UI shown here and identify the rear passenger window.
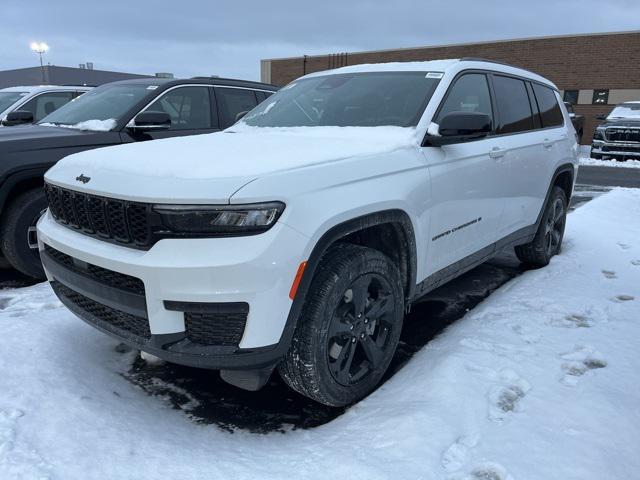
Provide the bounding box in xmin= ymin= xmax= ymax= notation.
xmin=436 ymin=73 xmax=493 ymax=126
xmin=216 ymin=88 xmax=258 ymax=128
xmin=492 ymin=76 xmax=534 ymax=134
xmin=532 ymin=84 xmax=564 ymax=128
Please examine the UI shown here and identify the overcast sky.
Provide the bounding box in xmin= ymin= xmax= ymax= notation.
xmin=3 ymin=0 xmax=639 ymax=81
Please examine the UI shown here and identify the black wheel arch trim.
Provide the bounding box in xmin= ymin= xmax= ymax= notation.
xmin=0 ymin=166 xmax=49 ymax=213
xmin=535 ymin=163 xmax=575 ymax=230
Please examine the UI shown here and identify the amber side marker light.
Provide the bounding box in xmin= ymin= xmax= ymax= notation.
xmin=289 ymin=261 xmax=308 ymax=300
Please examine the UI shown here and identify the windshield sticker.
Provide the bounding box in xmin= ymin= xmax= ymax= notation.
xmin=146 ymin=85 xmax=159 ymax=90
xmin=425 ymin=72 xmax=444 ymax=79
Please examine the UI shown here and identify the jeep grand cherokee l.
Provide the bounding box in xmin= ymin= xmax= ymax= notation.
xmin=591 ymin=101 xmax=640 ymax=160
xmin=38 ymin=59 xmax=578 ymax=406
xmin=0 ymin=77 xmax=276 ymax=279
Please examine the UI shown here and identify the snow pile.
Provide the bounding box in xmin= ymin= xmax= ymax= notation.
xmin=580 ymin=156 xmax=640 ymax=168
xmin=1 ymin=189 xmax=640 ymax=479
xmin=40 ymin=118 xmax=117 ymax=131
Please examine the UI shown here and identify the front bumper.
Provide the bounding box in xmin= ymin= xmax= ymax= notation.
xmin=37 ymin=210 xmax=309 ymax=370
xmin=591 ymin=140 xmax=640 ymax=159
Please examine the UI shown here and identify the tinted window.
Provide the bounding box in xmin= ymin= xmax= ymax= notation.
xmin=242 ymin=72 xmax=441 ymax=128
xmin=493 ymin=76 xmax=534 ymax=134
xmin=436 ymin=73 xmax=493 ymax=125
xmin=146 ymin=86 xmax=212 ymax=130
xmin=20 ymin=92 xmax=74 ymax=122
xmin=533 ymin=84 xmax=563 ymax=128
xmin=563 ymin=90 xmax=578 ymax=105
xmin=216 ymin=88 xmax=258 ymax=128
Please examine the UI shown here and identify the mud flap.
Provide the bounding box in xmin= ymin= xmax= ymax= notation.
xmin=220 ymin=366 xmax=275 ymax=391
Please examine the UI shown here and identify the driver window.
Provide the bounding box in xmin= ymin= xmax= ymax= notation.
xmin=436 ymin=74 xmax=493 ymax=128
xmin=145 ymin=86 xmax=211 ymax=130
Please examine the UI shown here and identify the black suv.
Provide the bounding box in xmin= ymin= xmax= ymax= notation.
xmin=0 ymin=77 xmax=277 ymax=278
xmin=591 ymin=102 xmax=640 ymax=161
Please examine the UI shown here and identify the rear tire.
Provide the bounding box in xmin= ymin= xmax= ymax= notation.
xmin=279 ymin=243 xmax=404 ymax=407
xmin=514 ymin=186 xmax=567 ymax=267
xmin=0 ymin=188 xmax=47 ymax=279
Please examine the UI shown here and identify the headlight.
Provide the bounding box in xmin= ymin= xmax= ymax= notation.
xmin=593 ymin=127 xmax=605 ymax=141
xmin=154 ymin=202 xmax=285 ymax=235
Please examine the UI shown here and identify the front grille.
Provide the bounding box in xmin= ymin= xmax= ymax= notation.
xmin=185 ymin=311 xmax=247 ymax=347
xmin=45 ymin=183 xmax=153 ymax=248
xmin=53 ymin=282 xmax=150 ymax=341
xmin=44 ymin=244 xmax=145 ymax=296
xmin=605 ymin=127 xmax=640 ymax=143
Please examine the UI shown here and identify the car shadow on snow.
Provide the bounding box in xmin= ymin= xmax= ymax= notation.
xmin=122 ymin=251 xmax=526 ymax=434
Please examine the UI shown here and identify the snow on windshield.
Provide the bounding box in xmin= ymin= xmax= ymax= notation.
xmin=40 ymin=119 xmax=117 ymax=132
xmin=607 ymin=104 xmax=640 ymax=119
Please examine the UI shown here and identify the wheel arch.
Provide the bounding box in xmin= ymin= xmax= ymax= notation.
xmin=0 ymin=168 xmax=47 ymax=214
xmin=535 ymin=163 xmax=575 ymax=229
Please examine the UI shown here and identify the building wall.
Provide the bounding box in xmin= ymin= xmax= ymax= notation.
xmin=265 ymin=31 xmax=640 ymax=144
xmin=0 ymin=66 xmax=151 ymax=89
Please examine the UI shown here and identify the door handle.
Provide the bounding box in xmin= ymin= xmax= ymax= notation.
xmin=543 ymin=138 xmax=554 ymax=149
xmin=489 ymin=147 xmax=507 ymax=159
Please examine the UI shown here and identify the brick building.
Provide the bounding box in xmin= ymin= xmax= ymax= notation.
xmin=261 ymin=30 xmax=640 ymax=144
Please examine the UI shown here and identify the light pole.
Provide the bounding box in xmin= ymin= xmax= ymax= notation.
xmin=30 ymin=42 xmax=49 ymax=83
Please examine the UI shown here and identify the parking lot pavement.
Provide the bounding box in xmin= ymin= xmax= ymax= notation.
xmin=577 ymin=165 xmax=640 ymax=188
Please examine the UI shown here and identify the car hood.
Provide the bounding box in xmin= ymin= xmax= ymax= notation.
xmin=0 ymin=124 xmax=112 ymax=153
xmin=45 ymin=126 xmax=419 ymax=204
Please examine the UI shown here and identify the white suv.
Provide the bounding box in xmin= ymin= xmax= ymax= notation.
xmin=38 ymin=59 xmax=578 ymax=406
xmin=0 ymin=85 xmax=91 ymax=126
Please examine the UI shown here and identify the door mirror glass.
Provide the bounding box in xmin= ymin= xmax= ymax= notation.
xmin=426 ymin=112 xmax=492 ymax=146
xmin=131 ymin=111 xmax=171 ymax=131
xmin=2 ymin=110 xmax=34 ymax=126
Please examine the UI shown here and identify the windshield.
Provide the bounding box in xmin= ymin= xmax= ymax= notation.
xmin=242 ymin=72 xmax=441 ymax=128
xmin=0 ymin=91 xmax=28 ymax=113
xmin=38 ymin=84 xmax=151 ymax=129
xmin=607 ymin=104 xmax=640 ymax=119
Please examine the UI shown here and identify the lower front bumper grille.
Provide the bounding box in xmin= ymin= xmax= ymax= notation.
xmin=52 ymin=282 xmax=151 ymax=343
xmin=185 ymin=311 xmax=247 ymax=346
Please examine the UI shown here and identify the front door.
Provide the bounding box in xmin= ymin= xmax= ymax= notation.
xmin=420 ymin=72 xmax=506 ymax=275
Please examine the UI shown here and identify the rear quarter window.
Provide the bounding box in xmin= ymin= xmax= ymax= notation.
xmin=532 ymin=84 xmax=564 ymax=128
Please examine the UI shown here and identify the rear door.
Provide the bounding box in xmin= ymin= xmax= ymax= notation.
xmin=488 ymin=74 xmax=547 ymax=236
xmin=421 ymin=72 xmax=506 ymax=274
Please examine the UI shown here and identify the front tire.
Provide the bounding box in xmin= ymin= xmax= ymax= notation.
xmin=514 ymin=186 xmax=567 ymax=267
xmin=0 ymin=188 xmax=47 ymax=279
xmin=279 ymin=243 xmax=404 ymax=407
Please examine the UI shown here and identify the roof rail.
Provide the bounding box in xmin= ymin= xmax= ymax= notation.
xmin=60 ymin=84 xmax=97 ymax=87
xmin=459 ymin=57 xmax=519 ymax=68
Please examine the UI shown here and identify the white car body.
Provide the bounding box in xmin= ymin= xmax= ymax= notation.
xmin=0 ymin=85 xmax=92 ymax=125
xmin=38 ymin=59 xmax=578 ymax=391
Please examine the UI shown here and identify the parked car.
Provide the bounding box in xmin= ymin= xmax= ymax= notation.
xmin=564 ymin=101 xmax=584 ymax=142
xmin=0 ymin=85 xmax=91 ymax=126
xmin=0 ymin=77 xmax=277 ymax=278
xmin=38 ymin=59 xmax=578 ymax=406
xmin=591 ymin=101 xmax=640 ymax=160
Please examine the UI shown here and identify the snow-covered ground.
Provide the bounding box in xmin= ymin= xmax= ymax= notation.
xmin=579 ymin=145 xmax=640 ymax=168
xmin=2 ymin=188 xmax=640 ymax=480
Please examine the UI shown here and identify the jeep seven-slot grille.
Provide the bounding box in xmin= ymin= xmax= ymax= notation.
xmin=52 ymin=282 xmax=151 ymax=341
xmin=44 ymin=244 xmax=145 ymax=296
xmin=45 ymin=183 xmax=153 ymax=248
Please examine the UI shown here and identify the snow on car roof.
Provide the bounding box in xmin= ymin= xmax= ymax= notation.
xmin=301 ymin=58 xmax=557 ymax=89
xmin=0 ymin=85 xmax=91 ymax=93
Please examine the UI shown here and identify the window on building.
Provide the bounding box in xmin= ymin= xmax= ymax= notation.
xmin=145 ymin=86 xmax=212 ymax=130
xmin=592 ymin=89 xmax=609 ymax=105
xmin=436 ymin=73 xmax=493 ymax=126
xmin=532 ymin=84 xmax=564 ymax=128
xmin=19 ymin=92 xmax=75 ymax=122
xmin=563 ymin=90 xmax=579 ymax=105
xmin=492 ymin=75 xmax=535 ymax=134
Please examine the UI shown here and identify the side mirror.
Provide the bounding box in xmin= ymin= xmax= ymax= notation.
xmin=2 ymin=110 xmax=34 ymax=126
xmin=595 ymin=114 xmax=607 ymax=121
xmin=424 ymin=111 xmax=492 ymax=147
xmin=235 ymin=110 xmax=249 ymax=122
xmin=130 ymin=111 xmax=171 ymax=131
